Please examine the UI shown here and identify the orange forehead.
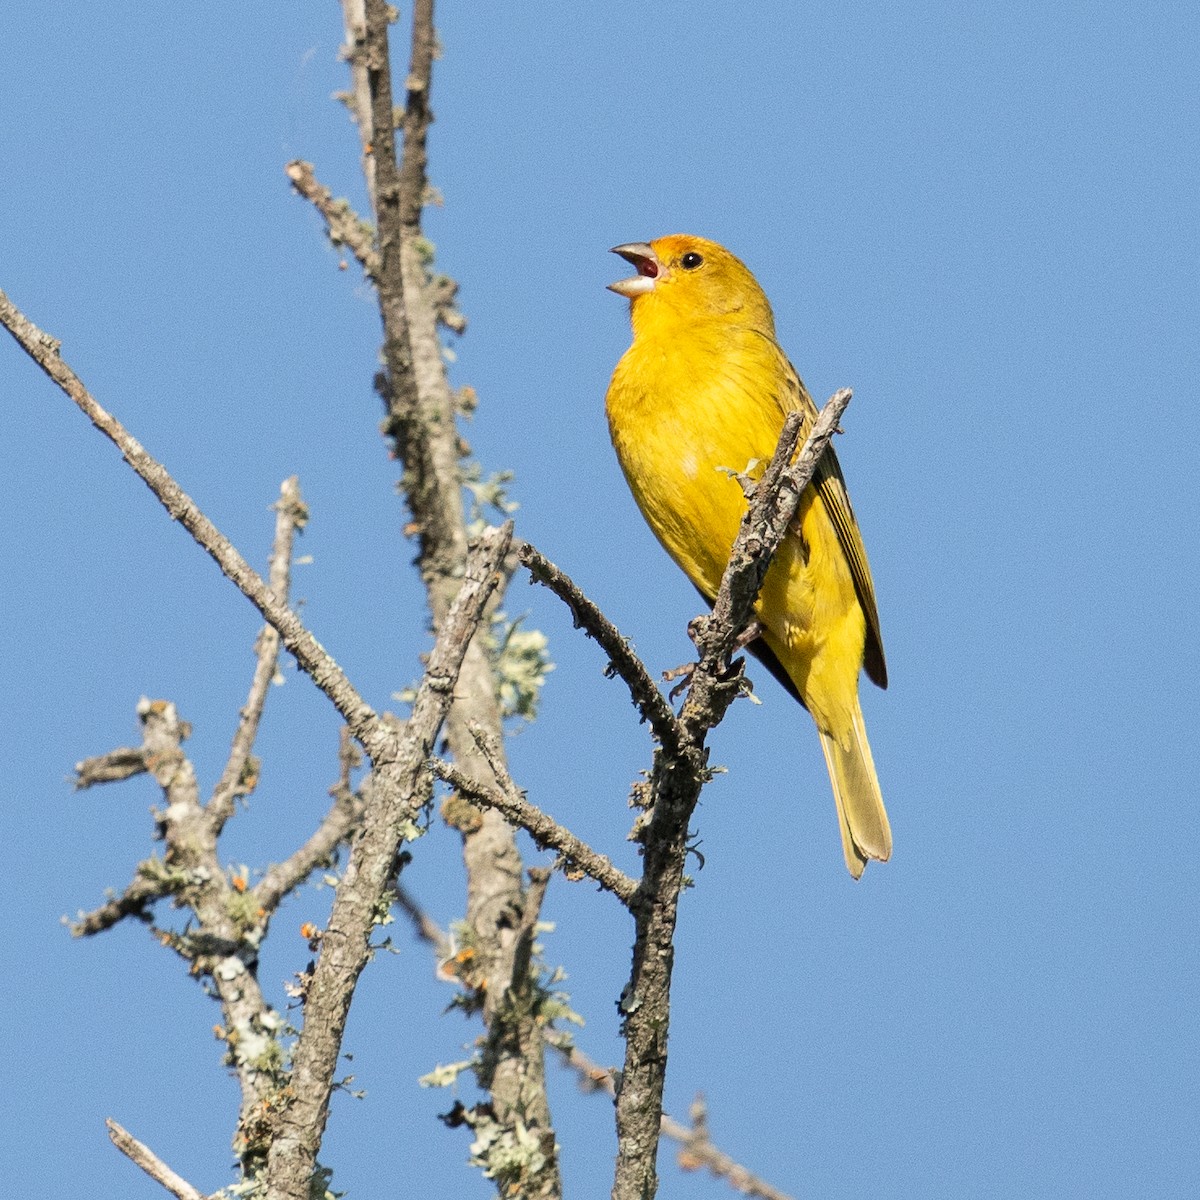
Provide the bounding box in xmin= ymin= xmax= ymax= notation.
xmin=651 ymin=234 xmax=719 ymax=263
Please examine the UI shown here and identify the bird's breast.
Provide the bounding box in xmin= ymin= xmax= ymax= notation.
xmin=606 ymin=328 xmax=790 ymax=598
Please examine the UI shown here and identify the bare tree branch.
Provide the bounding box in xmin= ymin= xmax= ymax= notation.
xmin=209 ymin=475 xmax=308 ymax=831
xmin=253 ymin=786 xmax=363 ymax=916
xmin=253 ymin=725 xmax=363 ymax=914
xmin=612 ymin=391 xmax=852 ymax=1200
xmin=673 ymin=1094 xmax=797 ymax=1200
xmin=106 ymin=1119 xmax=208 ymax=1200
xmin=73 ymin=696 xmax=288 ymax=1171
xmin=263 ymin=521 xmax=512 ymax=1200
xmin=0 ymin=279 xmax=532 ymax=1192
xmin=70 ymin=871 xmax=161 ymax=936
xmin=331 ymin=3 xmax=561 ymax=1191
xmin=3 ymin=6 xmax=837 ymax=1197
xmin=72 ymin=478 xmax=310 ymax=952
xmin=359 ymin=0 xmax=466 ymax=585
xmin=431 ymin=755 xmax=637 ymax=905
xmin=547 ymin=1040 xmax=796 ymax=1200
xmin=337 ymin=0 xmax=378 ymax=208
xmin=395 ymin=880 xmax=454 ymax=961
xmin=74 ymin=746 xmax=148 ymax=788
xmin=518 ymin=541 xmax=683 ymax=754
xmin=391 ymin=883 xmax=798 ymax=1200
xmin=284 ymin=160 xmax=379 ymax=278
xmin=0 ymin=287 xmax=385 ymax=758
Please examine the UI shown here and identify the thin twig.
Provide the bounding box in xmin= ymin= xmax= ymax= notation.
xmin=518 ymin=541 xmax=682 ymax=753
xmin=284 ymin=160 xmax=379 ymax=278
xmin=254 ymin=786 xmax=363 ymax=915
xmin=70 ymin=872 xmax=161 ymax=936
xmin=74 ymin=747 xmax=148 ymax=788
xmin=106 ymin=1120 xmax=208 ymax=1200
xmin=673 ymin=1094 xmax=796 ymax=1200
xmin=545 ymin=1039 xmax=795 ymax=1200
xmin=209 ymin=476 xmax=308 ymax=831
xmin=511 ymin=867 xmax=553 ymax=986
xmin=388 ymin=882 xmax=797 ymax=1200
xmin=254 ymin=725 xmax=364 ymax=912
xmin=394 ymin=881 xmax=454 ymax=960
xmin=431 ymin=757 xmax=637 ymax=905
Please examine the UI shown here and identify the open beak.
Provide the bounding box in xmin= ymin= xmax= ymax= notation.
xmin=608 ymin=243 xmax=661 ymax=297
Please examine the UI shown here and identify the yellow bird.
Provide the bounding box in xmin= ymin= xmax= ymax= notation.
xmin=605 ymin=234 xmax=891 ymax=877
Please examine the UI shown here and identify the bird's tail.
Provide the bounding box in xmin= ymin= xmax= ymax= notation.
xmin=818 ymin=701 xmax=892 ymax=879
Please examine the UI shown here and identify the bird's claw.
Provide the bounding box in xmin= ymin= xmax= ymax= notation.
xmin=663 ymin=660 xmax=697 ymax=702
xmin=732 ymin=619 xmax=764 ymax=654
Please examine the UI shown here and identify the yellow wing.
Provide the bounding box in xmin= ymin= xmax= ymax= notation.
xmin=775 ymin=352 xmax=888 ymax=690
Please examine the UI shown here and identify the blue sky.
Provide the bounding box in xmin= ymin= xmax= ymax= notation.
xmin=3 ymin=3 xmax=1198 ymax=1197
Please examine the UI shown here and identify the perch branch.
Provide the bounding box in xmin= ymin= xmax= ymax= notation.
xmin=691 ymin=391 xmax=852 ymax=679
xmin=612 ymin=391 xmax=852 ymax=1200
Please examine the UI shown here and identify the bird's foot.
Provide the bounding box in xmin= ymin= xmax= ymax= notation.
xmin=663 ymin=660 xmax=696 ymax=702
xmin=664 ymin=620 xmax=764 ymax=702
xmin=731 ymin=619 xmax=764 ymax=653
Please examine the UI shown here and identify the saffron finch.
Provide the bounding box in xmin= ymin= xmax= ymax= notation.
xmin=605 ymin=234 xmax=890 ymax=877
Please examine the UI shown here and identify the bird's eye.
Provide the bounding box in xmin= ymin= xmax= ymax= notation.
xmin=680 ymin=252 xmax=704 ymax=270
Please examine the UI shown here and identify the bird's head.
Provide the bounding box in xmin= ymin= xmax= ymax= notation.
xmin=608 ymin=234 xmax=775 ymax=338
